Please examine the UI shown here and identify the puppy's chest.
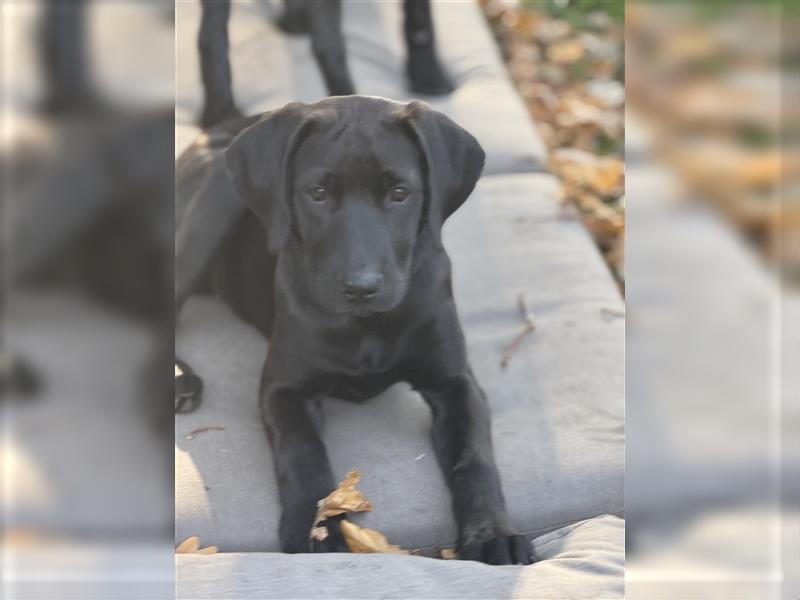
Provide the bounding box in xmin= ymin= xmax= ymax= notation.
xmin=316 ymin=333 xmax=407 ymax=400
xmin=331 ymin=333 xmax=400 ymax=375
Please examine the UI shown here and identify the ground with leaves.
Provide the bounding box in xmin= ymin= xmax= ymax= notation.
xmin=481 ymin=0 xmax=625 ymax=288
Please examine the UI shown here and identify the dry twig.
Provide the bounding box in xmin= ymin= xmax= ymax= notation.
xmin=185 ymin=426 xmax=225 ymax=440
xmin=500 ymin=293 xmax=537 ymax=369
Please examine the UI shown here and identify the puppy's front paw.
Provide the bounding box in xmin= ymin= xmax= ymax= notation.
xmin=310 ymin=515 xmax=349 ymax=553
xmin=458 ymin=525 xmax=534 ymax=565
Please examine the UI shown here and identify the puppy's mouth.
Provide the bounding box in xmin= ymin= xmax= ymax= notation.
xmin=348 ymin=306 xmax=380 ymax=318
xmin=342 ymin=299 xmax=392 ymax=318
xmin=339 ymin=294 xmax=402 ymax=318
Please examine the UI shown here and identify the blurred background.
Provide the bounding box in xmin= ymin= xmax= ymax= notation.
xmin=2 ymin=1 xmax=175 ymax=598
xmin=2 ymin=0 xmax=798 ymax=598
xmin=622 ymin=3 xmax=798 ymax=598
xmin=482 ymin=0 xmax=625 ymax=289
xmin=482 ymin=0 xmax=797 ymax=598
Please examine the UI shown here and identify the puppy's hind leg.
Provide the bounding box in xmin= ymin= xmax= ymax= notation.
xmin=175 ymin=145 xmax=248 ymax=413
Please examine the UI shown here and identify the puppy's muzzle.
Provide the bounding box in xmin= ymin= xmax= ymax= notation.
xmin=342 ymin=271 xmax=383 ymax=303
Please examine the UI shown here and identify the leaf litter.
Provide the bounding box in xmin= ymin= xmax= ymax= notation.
xmin=481 ymin=0 xmax=625 ymax=289
xmin=175 ymin=536 xmax=217 ymax=555
xmin=310 ymin=470 xmax=409 ymax=555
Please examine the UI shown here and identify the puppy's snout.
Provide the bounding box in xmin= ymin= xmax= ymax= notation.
xmin=342 ymin=271 xmax=383 ymax=302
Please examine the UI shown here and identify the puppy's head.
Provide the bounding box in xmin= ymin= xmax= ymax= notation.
xmin=225 ymin=96 xmax=484 ymax=317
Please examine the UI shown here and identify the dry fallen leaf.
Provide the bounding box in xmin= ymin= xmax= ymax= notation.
xmin=547 ymin=39 xmax=585 ymax=64
xmin=340 ymin=519 xmax=407 ymax=554
xmin=480 ymin=1 xmax=625 ymax=287
xmin=591 ymin=159 xmax=625 ymax=196
xmin=316 ymin=470 xmax=374 ymax=520
xmin=176 ymin=536 xmax=199 ymax=553
xmin=551 ymin=149 xmax=624 ymax=198
xmin=310 ymin=471 xmax=409 ymax=555
xmin=176 ymin=536 xmax=217 ymax=555
xmin=440 ymin=547 xmax=458 ymax=560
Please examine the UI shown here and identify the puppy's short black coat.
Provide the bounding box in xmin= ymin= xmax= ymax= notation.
xmin=176 ymin=96 xmax=532 ymax=565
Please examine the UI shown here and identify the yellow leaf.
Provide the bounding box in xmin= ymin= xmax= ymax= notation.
xmin=547 ymin=39 xmax=585 ymax=64
xmin=340 ymin=520 xmax=407 ymax=555
xmin=317 ymin=471 xmax=374 ymax=520
xmin=440 ymin=547 xmax=458 ymax=560
xmin=590 ymin=159 xmax=624 ymax=196
xmin=176 ymin=536 xmax=199 ymax=554
xmin=176 ymin=536 xmax=216 ymax=555
xmin=551 ymin=149 xmax=624 ymax=197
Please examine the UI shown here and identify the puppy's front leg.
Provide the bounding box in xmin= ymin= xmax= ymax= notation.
xmin=419 ymin=373 xmax=533 ymax=565
xmin=261 ymin=379 xmax=348 ymax=553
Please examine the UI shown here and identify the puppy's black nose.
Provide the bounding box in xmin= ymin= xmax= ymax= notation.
xmin=343 ymin=272 xmax=383 ymax=302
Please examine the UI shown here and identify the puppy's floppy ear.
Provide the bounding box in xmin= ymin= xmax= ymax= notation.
xmin=224 ymin=102 xmax=312 ymax=253
xmin=401 ymin=101 xmax=485 ymax=229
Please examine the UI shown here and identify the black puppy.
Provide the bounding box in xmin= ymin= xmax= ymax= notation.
xmin=197 ymin=0 xmax=453 ymax=127
xmin=176 ymin=96 xmax=532 ymax=565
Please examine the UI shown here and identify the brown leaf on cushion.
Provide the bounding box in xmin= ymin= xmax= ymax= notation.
xmin=340 ymin=519 xmax=407 ymax=554
xmin=176 ymin=536 xmax=217 ymax=554
xmin=440 ymin=547 xmax=458 ymax=560
xmin=316 ymin=470 xmax=374 ymax=520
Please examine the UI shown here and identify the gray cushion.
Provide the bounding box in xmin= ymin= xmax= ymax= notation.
xmin=175 ymin=0 xmax=547 ymax=174
xmin=176 ymin=515 xmax=624 ymax=600
xmin=176 ymin=173 xmax=624 ymax=552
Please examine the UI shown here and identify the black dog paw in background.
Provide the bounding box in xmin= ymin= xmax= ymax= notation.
xmin=175 ymin=359 xmax=203 ymax=414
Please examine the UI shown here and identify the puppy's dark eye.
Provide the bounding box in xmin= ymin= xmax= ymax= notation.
xmin=389 ymin=186 xmax=409 ymax=203
xmin=308 ymin=186 xmax=327 ymax=202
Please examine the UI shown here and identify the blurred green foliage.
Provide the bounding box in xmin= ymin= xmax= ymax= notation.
xmin=521 ymin=0 xmax=624 ymax=28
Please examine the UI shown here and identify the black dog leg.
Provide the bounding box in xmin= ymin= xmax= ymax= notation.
xmin=261 ymin=380 xmax=348 ymax=553
xmin=404 ymin=0 xmax=454 ymax=96
xmin=199 ymin=0 xmax=242 ymax=128
xmin=419 ymin=373 xmax=533 ymax=564
xmin=277 ymin=0 xmax=309 ymax=35
xmin=38 ymin=0 xmax=104 ymax=114
xmin=307 ymin=0 xmax=355 ymax=96
xmin=0 ymin=354 xmax=42 ymax=399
